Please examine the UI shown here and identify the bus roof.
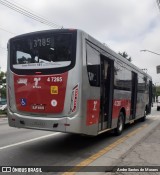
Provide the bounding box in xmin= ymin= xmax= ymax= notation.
xmin=9 ymin=28 xmax=152 ymax=80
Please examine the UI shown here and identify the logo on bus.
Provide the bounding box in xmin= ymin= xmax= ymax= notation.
xmin=33 ymin=78 xmax=41 ymax=89
xmin=50 ymin=86 xmax=58 ymax=94
xmin=17 ymin=78 xmax=28 ymax=86
xmin=51 ymin=99 xmax=58 ymax=107
xmin=114 ymin=100 xmax=121 ymax=106
xmin=20 ymin=98 xmax=27 ymax=106
xmin=93 ymin=101 xmax=98 ymax=111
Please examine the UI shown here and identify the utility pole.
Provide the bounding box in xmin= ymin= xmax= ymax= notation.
xmin=140 ymin=49 xmax=160 ymax=74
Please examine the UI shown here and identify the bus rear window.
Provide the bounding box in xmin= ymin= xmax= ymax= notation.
xmin=10 ymin=32 xmax=76 ymax=74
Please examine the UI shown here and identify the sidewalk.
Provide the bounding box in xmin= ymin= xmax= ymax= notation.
xmin=108 ymin=120 xmax=160 ymax=175
xmin=77 ymin=114 xmax=160 ymax=175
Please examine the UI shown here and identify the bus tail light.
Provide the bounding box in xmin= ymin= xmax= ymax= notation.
xmin=7 ymin=86 xmax=11 ymax=108
xmin=70 ymin=85 xmax=79 ymax=113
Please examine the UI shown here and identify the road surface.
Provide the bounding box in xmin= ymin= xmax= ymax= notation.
xmin=0 ymin=106 xmax=158 ymax=174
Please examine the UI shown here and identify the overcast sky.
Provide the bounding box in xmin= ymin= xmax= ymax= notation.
xmin=0 ymin=0 xmax=160 ymax=83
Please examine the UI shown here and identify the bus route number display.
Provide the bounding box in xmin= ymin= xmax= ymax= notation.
xmin=33 ymin=38 xmax=51 ymax=47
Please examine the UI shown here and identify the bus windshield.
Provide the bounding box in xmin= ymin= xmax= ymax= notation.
xmin=10 ymin=32 xmax=76 ymax=74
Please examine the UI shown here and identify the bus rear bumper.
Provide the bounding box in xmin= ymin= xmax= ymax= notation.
xmin=7 ymin=110 xmax=82 ymax=134
xmin=8 ymin=110 xmax=68 ymax=132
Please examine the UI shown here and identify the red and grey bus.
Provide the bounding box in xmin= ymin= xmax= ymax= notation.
xmin=7 ymin=29 xmax=152 ymax=136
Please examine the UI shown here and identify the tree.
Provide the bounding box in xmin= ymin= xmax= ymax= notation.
xmin=0 ymin=71 xmax=6 ymax=99
xmin=156 ymin=86 xmax=160 ymax=97
xmin=118 ymin=51 xmax=132 ymax=62
xmin=157 ymin=0 xmax=160 ymax=9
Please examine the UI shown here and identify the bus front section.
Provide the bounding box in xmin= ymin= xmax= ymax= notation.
xmin=7 ymin=29 xmax=83 ymax=134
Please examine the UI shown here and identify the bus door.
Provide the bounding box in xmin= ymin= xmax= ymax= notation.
xmin=130 ymin=72 xmax=138 ymax=120
xmin=99 ymin=55 xmax=114 ymax=131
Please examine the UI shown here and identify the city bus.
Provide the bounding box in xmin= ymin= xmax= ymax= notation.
xmin=7 ymin=29 xmax=152 ymax=136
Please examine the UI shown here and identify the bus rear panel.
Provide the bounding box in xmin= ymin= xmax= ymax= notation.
xmin=7 ymin=29 xmax=85 ymax=134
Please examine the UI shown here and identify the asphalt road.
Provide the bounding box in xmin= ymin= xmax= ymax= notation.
xmin=0 ymin=106 xmax=158 ymax=174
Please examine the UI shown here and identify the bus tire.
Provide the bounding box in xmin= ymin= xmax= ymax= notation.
xmin=141 ymin=108 xmax=147 ymax=122
xmin=114 ymin=112 xmax=124 ymax=136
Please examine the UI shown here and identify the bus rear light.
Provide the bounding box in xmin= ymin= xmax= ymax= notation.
xmin=12 ymin=118 xmax=16 ymax=121
xmin=70 ymin=85 xmax=79 ymax=113
xmin=7 ymin=87 xmax=11 ymax=108
xmin=64 ymin=123 xmax=70 ymax=126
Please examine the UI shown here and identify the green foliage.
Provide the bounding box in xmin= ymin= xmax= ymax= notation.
xmin=0 ymin=110 xmax=7 ymax=115
xmin=118 ymin=51 xmax=132 ymax=62
xmin=0 ymin=71 xmax=6 ymax=98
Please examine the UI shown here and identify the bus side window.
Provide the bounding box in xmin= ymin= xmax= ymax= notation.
xmin=86 ymin=43 xmax=100 ymax=87
xmin=87 ymin=65 xmax=100 ymax=86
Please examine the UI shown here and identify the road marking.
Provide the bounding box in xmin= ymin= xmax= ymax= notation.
xmin=62 ymin=124 xmax=148 ymax=175
xmin=0 ymin=132 xmax=60 ymax=150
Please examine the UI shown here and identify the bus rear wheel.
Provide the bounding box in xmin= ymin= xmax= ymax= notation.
xmin=114 ymin=112 xmax=124 ymax=136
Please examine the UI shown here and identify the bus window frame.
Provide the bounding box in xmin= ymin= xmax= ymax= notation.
xmin=9 ymin=31 xmax=77 ymax=75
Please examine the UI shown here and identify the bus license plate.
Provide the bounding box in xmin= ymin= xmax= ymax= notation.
xmin=32 ymin=104 xmax=45 ymax=110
